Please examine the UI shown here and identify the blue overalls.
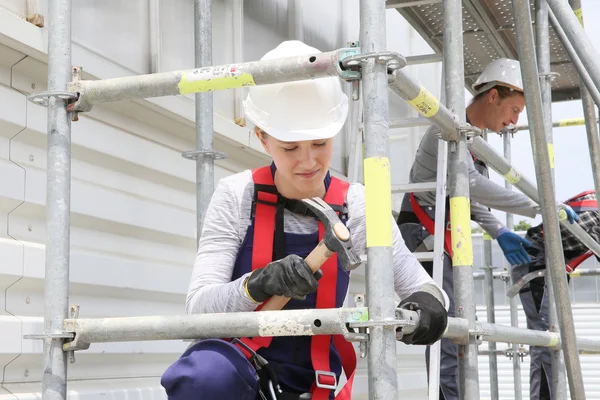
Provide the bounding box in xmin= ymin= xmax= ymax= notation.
xmin=161 ymin=164 xmax=354 ymax=400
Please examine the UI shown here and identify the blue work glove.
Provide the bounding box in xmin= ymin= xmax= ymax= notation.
xmin=559 ymin=204 xmax=579 ymax=224
xmin=497 ymin=231 xmax=533 ymax=266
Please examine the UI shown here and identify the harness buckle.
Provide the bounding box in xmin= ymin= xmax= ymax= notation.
xmin=314 ymin=370 xmax=337 ymax=390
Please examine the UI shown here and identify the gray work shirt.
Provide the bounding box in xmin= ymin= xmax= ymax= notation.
xmin=400 ymin=125 xmax=538 ymax=238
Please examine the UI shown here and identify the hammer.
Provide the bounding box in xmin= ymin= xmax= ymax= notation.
xmin=261 ymin=197 xmax=362 ymax=311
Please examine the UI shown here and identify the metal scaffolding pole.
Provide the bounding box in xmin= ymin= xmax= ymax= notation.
xmin=483 ymin=235 xmax=499 ymax=400
xmin=64 ymin=48 xmax=360 ymax=113
xmin=503 ymin=132 xmax=523 ymax=400
xmin=568 ymin=0 xmax=600 ymax=205
xmin=546 ymin=0 xmax=600 ymax=96
xmin=512 ymin=117 xmax=593 ymax=132
xmin=43 ymin=0 xmax=72 ymax=399
xmin=359 ymin=0 xmax=399 ymax=398
xmin=512 ymin=0 xmax=586 ymax=397
xmin=192 ymin=0 xmax=216 ymax=243
xmin=547 ymin=9 xmax=600 ymax=108
xmin=58 ymin=310 xmax=600 ymax=354
xmin=536 ymin=1 xmax=568 ymax=396
xmin=474 ymin=268 xmax=600 ymax=280
xmin=443 ymin=0 xmax=480 ymax=398
xmin=444 ymin=318 xmax=600 ymax=353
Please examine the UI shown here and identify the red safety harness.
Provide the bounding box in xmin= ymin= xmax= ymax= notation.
xmin=409 ymin=192 xmax=453 ymax=257
xmin=563 ymin=190 xmax=597 ymax=272
xmin=234 ymin=166 xmax=357 ymax=400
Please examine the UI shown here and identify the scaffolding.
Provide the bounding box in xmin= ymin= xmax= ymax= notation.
xmin=25 ymin=0 xmax=600 ymax=399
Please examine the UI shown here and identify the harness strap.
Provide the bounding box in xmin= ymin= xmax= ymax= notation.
xmin=237 ymin=166 xmax=356 ymax=399
xmin=310 ymin=177 xmax=355 ymax=400
xmin=409 ymin=192 xmax=453 ymax=257
xmin=566 ymin=251 xmax=593 ymax=273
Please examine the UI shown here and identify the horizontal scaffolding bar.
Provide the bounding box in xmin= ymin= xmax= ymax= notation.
xmin=445 ymin=318 xmax=600 ymax=353
xmin=65 ymin=48 xmax=360 ymax=112
xmin=405 ymin=53 xmax=443 ymax=65
xmin=389 ymin=117 xmax=432 ymax=129
xmin=469 ymin=136 xmax=600 ymax=259
xmin=472 ymin=268 xmax=600 ymax=281
xmin=388 ymin=70 xmax=462 ymax=141
xmin=510 ymin=117 xmax=597 ymax=132
xmin=386 ymin=0 xmax=443 ymax=9
xmin=42 ymin=305 xmax=600 ymax=354
xmin=391 ymin=181 xmax=437 ymax=193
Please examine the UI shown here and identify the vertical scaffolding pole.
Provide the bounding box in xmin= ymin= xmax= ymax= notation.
xmin=194 ymin=0 xmax=215 ymax=242
xmin=512 ymin=1 xmax=586 ymax=398
xmin=359 ymin=0 xmax=398 ymax=398
xmin=567 ymin=0 xmax=600 ymax=201
xmin=536 ymin=1 xmax=568 ymax=397
xmin=483 ymin=235 xmax=499 ymax=400
xmin=546 ymin=0 xmax=600 ymax=95
xmin=43 ymin=0 xmax=72 ymax=399
xmin=443 ymin=0 xmax=480 ymax=398
xmin=503 ymin=132 xmax=523 ymax=400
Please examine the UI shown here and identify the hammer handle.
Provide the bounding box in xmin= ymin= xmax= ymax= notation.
xmin=259 ymin=240 xmax=334 ymax=311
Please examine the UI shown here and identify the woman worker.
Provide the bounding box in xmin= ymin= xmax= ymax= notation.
xmin=160 ymin=40 xmax=449 ymax=400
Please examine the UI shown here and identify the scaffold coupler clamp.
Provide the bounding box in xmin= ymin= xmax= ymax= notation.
xmin=231 ymin=338 xmax=285 ymax=400
xmin=500 ymin=124 xmax=517 ymax=137
xmin=339 ymin=46 xmax=407 ymax=101
xmin=23 ymin=304 xmax=80 ymax=364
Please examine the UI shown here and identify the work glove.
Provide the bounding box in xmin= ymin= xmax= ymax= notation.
xmin=497 ymin=231 xmax=532 ymax=266
xmin=559 ymin=204 xmax=579 ymax=224
xmin=245 ymin=254 xmax=321 ymax=303
xmin=397 ymin=291 xmax=447 ymax=345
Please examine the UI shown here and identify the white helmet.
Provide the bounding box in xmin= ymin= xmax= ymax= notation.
xmin=472 ymin=58 xmax=524 ymax=95
xmin=243 ymin=40 xmax=349 ymax=142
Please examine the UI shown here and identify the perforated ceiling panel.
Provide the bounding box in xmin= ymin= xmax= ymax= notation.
xmin=392 ymin=0 xmax=582 ymax=102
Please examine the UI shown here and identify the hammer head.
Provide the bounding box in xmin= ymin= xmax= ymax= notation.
xmin=302 ymin=197 xmax=362 ymax=271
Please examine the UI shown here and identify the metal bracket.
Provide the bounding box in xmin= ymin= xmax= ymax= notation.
xmin=337 ymin=46 xmax=362 ymax=82
xmin=353 ymin=293 xmax=368 ymax=358
xmin=506 ymin=346 xmax=529 ymax=362
xmin=182 ymin=150 xmax=228 ymax=161
xmin=27 ymin=91 xmax=78 ymax=107
xmin=460 ymin=124 xmax=483 ymax=138
xmin=23 ymin=305 xmax=80 ymax=362
xmin=341 ymin=51 xmax=407 ymax=74
xmin=540 ymin=71 xmax=560 ymax=82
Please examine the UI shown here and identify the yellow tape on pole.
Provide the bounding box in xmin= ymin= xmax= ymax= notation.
xmin=483 ymin=232 xmax=492 ymax=241
xmin=548 ymin=143 xmax=555 ymax=169
xmin=503 ymin=168 xmax=521 ymax=184
xmin=548 ymin=334 xmax=560 ymax=348
xmin=178 ymin=67 xmax=256 ymax=95
xmin=574 ymin=8 xmax=584 ymax=26
xmin=570 ymin=270 xmax=581 ymax=277
xmin=449 ymin=196 xmax=473 ymax=266
xmin=364 ymin=157 xmax=393 ymax=247
xmin=408 ymin=86 xmax=440 ymax=118
xmin=558 ymin=117 xmax=585 ymax=127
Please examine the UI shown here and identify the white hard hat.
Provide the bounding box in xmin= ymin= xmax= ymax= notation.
xmin=243 ymin=40 xmax=349 ymax=142
xmin=472 ymin=58 xmax=524 ymax=95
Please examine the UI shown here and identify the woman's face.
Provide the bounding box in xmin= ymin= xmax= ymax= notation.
xmin=257 ymin=129 xmax=334 ymax=199
xmin=484 ymin=89 xmax=525 ymax=132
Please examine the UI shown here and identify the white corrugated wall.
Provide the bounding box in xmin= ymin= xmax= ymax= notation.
xmin=3 ymin=1 xmax=598 ymax=399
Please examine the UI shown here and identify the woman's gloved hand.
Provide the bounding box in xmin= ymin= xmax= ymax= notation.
xmin=397 ymin=291 xmax=448 ymax=345
xmin=497 ymin=231 xmax=532 ymax=266
xmin=245 ymin=254 xmax=321 ymax=303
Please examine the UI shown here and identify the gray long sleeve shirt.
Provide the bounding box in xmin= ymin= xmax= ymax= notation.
xmin=400 ymin=126 xmax=539 ymax=238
